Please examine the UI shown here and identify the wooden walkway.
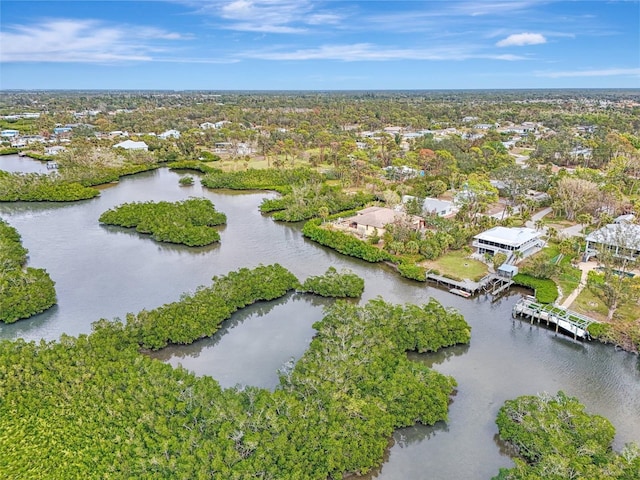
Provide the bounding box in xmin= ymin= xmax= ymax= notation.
xmin=512 ymin=296 xmax=599 ymax=340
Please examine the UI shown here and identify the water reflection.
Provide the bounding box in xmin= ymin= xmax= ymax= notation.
xmin=407 ymin=344 xmax=471 ymax=369
xmin=0 ymin=154 xmax=51 ymax=174
xmin=393 ymin=421 xmax=449 ymax=448
xmin=99 ymin=223 xmax=225 ymax=254
xmin=150 ymin=293 xmax=333 ymax=390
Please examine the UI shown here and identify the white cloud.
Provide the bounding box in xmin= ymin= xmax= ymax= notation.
xmin=457 ymin=1 xmax=540 ymax=17
xmin=537 ymin=68 xmax=640 ymax=78
xmin=0 ymin=19 xmax=185 ymax=63
xmin=189 ymin=0 xmax=344 ymax=34
xmin=219 ymin=0 xmax=311 ymax=32
xmin=496 ymin=32 xmax=547 ymax=47
xmin=240 ymin=43 xmax=525 ymax=61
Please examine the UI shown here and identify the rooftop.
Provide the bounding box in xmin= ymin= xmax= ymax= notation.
xmin=347 ymin=206 xmax=421 ymax=229
xmin=586 ymin=223 xmax=640 ymax=250
xmin=474 ymin=226 xmax=541 ymax=247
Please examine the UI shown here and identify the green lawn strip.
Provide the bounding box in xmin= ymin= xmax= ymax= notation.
xmin=570 ymin=288 xmax=610 ymax=320
xmin=423 ymin=250 xmax=487 ymax=282
xmin=554 ymin=266 xmax=581 ymax=302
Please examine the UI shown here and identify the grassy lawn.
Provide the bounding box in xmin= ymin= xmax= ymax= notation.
xmin=570 ymin=287 xmax=609 ymax=321
xmin=572 ymin=286 xmax=640 ymax=351
xmin=422 ymin=250 xmax=488 ymax=282
xmin=209 ymin=154 xmax=317 ymax=172
xmin=555 ymin=266 xmax=581 ymax=302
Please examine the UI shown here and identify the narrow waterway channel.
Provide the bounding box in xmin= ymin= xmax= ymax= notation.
xmin=1 ymin=158 xmax=638 ymax=479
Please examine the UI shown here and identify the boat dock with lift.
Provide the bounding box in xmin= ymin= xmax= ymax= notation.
xmin=427 ymin=272 xmax=514 ymax=298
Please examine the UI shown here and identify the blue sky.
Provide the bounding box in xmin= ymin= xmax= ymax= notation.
xmin=1 ymin=1 xmax=639 ymax=90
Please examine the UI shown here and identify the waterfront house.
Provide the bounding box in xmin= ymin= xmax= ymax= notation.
xmin=343 ymin=206 xmax=424 ymax=238
xmin=585 ymin=223 xmax=640 ymax=261
xmin=473 ymin=226 xmax=543 ymax=258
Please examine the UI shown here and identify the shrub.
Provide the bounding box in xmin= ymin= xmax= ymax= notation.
xmin=178 ymin=175 xmax=194 ymax=186
xmin=202 ymin=167 xmax=322 ymax=193
xmin=494 ymin=392 xmax=638 ymax=479
xmin=512 ymin=273 xmax=558 ymax=303
xmin=397 ymin=262 xmax=427 ymax=282
xmin=302 ymin=219 xmax=392 ymax=263
xmin=168 ymin=160 xmax=221 ymax=174
xmin=0 ymin=219 xmax=57 ymax=323
xmin=587 ymin=322 xmax=613 ymax=340
xmin=299 ymin=267 xmax=365 ymax=298
xmin=126 ymin=264 xmax=300 ymax=349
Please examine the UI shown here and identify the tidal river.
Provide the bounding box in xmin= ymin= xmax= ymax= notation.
xmin=1 ymin=158 xmax=638 ymax=479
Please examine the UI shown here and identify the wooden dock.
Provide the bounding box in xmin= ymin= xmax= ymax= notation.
xmin=426 ymin=272 xmax=513 ymax=298
xmin=512 ymin=296 xmax=599 ymax=340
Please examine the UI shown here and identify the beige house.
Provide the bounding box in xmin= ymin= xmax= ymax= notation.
xmin=344 ymin=206 xmax=424 ymax=237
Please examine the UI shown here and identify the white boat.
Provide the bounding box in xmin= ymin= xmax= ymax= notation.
xmin=449 ymin=288 xmax=471 ymax=298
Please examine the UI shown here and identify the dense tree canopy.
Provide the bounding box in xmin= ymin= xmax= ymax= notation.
xmin=99 ymin=198 xmax=227 ymax=247
xmin=494 ymin=392 xmax=640 ymax=479
xmin=0 ymin=218 xmax=56 ymax=323
xmin=299 ymin=267 xmax=365 ymax=298
xmin=0 ymin=264 xmax=471 ymax=479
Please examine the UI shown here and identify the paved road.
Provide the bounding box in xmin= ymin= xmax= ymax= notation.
xmin=524 ymin=207 xmax=552 ymax=229
xmin=559 ymin=223 xmax=584 ymax=239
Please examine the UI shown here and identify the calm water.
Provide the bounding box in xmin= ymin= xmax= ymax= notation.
xmin=0 ymin=153 xmax=52 ymax=174
xmin=1 ymin=160 xmax=638 ymax=479
xmin=150 ymin=292 xmax=333 ymax=390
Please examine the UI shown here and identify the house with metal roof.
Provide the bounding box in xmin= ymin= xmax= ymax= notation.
xmin=422 ymin=197 xmax=457 ymax=217
xmin=113 ymin=140 xmax=148 ymax=151
xmin=159 ymin=129 xmax=181 ymax=140
xmin=585 ymin=223 xmax=640 ymax=261
xmin=473 ymin=226 xmax=543 ymax=258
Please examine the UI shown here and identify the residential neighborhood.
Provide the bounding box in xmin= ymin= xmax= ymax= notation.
xmin=1 ymin=0 xmax=640 ymax=476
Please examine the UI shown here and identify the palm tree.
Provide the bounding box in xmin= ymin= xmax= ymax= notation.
xmin=534 ymin=219 xmax=544 ymax=231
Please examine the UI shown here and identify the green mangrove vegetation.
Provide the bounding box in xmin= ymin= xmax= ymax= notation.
xmin=0 ymin=145 xmax=169 ymax=202
xmin=302 ymin=217 xmax=392 ymax=263
xmin=201 ymin=167 xmax=323 ymax=193
xmin=512 ymin=273 xmax=559 ymax=304
xmin=494 ymin=392 xmax=640 ymax=480
xmin=126 ymin=264 xmax=300 ymax=350
xmin=0 ymin=219 xmax=56 ymax=323
xmin=0 ymin=264 xmax=471 ymax=479
xmin=261 ymin=183 xmax=374 ymax=222
xmin=99 ymin=198 xmax=227 ymax=247
xmin=168 ymin=160 xmax=221 ymax=174
xmin=299 ymin=266 xmax=365 ymax=298
xmin=0 ymin=171 xmax=100 ymax=201
xmin=178 ymin=175 xmax=194 ymax=186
